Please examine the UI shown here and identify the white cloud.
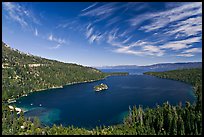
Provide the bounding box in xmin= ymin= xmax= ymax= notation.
xmin=182 ymin=48 xmax=202 ymax=53
xmin=35 ymin=28 xmax=38 ymax=36
xmin=88 ymin=34 xmax=102 ymax=44
xmin=109 ymin=31 xmax=201 ymax=57
xmin=179 ymin=37 xmax=201 ymax=44
xmin=80 ymin=3 xmax=116 ymax=17
xmin=175 ymin=47 xmax=202 ymax=57
xmin=47 ymin=33 xmax=67 ymax=49
xmin=160 ymin=43 xmax=188 ymax=50
xmin=160 ymin=36 xmax=201 ymax=50
xmin=122 ymin=36 xmax=132 ymax=44
xmin=129 ymin=40 xmax=151 ymax=47
xmin=3 ymin=2 xmax=40 ymax=28
xmin=129 ymin=2 xmax=202 ymax=33
xmin=66 ymin=2 xmax=202 ymax=58
xmin=89 ymin=35 xmax=97 ymax=43
xmin=143 ymin=45 xmax=164 ymax=56
xmin=3 ymin=2 xmax=28 ymax=27
xmin=176 ymin=53 xmax=194 ymax=57
xmin=81 ymin=2 xmax=98 ymax=12
xmin=164 ymin=16 xmax=202 ymax=38
xmin=107 ymin=32 xmax=123 ymax=47
xmin=49 ymin=44 xmax=62 ymax=49
xmin=108 ymin=31 xmax=165 ymax=57
xmin=114 ymin=46 xmax=144 ymax=56
xmin=129 ymin=14 xmax=150 ymax=27
xmin=105 ymin=16 xmax=121 ymax=27
xmin=85 ymin=24 xmax=103 ymax=44
xmin=80 ymin=3 xmax=118 ymax=22
xmin=86 ymin=24 xmax=93 ymax=38
xmin=55 ymin=44 xmax=61 ymax=49
xmin=57 ymin=38 xmax=66 ymax=44
xmin=114 ymin=45 xmax=164 ymax=57
xmin=123 ymin=2 xmax=148 ymax=12
xmin=48 ymin=34 xmax=53 ymax=41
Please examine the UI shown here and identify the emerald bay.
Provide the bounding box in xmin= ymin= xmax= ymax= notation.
xmin=13 ymin=73 xmax=195 ymax=128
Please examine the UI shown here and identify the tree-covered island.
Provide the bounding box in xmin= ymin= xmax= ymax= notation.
xmin=94 ymin=83 xmax=108 ymax=91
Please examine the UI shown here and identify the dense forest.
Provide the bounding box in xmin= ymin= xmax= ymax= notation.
xmin=144 ymin=68 xmax=202 ymax=111
xmin=2 ymin=42 xmax=202 ymax=135
xmin=2 ymin=68 xmax=202 ymax=135
xmin=2 ymin=100 xmax=202 ymax=135
xmin=2 ymin=42 xmax=108 ymax=101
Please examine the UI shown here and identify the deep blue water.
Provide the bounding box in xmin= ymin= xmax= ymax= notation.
xmin=14 ymin=74 xmax=196 ymax=129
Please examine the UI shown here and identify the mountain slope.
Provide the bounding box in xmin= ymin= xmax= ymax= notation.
xmin=96 ymin=62 xmax=202 ymax=71
xmin=2 ymin=42 xmax=107 ymax=100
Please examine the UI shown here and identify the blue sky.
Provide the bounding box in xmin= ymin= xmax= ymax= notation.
xmin=2 ymin=2 xmax=202 ymax=66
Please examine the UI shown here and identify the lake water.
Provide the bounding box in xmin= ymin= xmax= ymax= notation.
xmin=99 ymin=68 xmax=148 ymax=75
xmin=14 ymin=73 xmax=196 ymax=129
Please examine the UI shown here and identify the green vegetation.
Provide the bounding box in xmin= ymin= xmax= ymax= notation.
xmin=2 ymin=101 xmax=202 ymax=135
xmin=94 ymin=83 xmax=108 ymax=91
xmin=144 ymin=68 xmax=202 ymax=110
xmin=2 ymin=42 xmax=108 ymax=101
xmin=2 ymin=42 xmax=202 ymax=135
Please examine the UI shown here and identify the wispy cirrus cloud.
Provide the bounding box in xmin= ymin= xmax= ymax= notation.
xmin=3 ymin=2 xmax=28 ymax=27
xmin=56 ymin=2 xmax=202 ymax=58
xmin=49 ymin=44 xmax=62 ymax=49
xmin=34 ymin=28 xmax=38 ymax=36
xmin=48 ymin=33 xmax=68 ymax=49
xmin=164 ymin=16 xmax=202 ymax=38
xmin=80 ymin=3 xmax=118 ymax=20
xmin=56 ymin=19 xmax=85 ymax=32
xmin=183 ymin=48 xmax=202 ymax=53
xmin=48 ymin=34 xmax=66 ymax=44
xmin=142 ymin=46 xmax=164 ymax=56
xmin=114 ymin=46 xmax=144 ymax=56
xmin=85 ymin=24 xmax=103 ymax=44
xmin=176 ymin=47 xmax=201 ymax=57
xmin=176 ymin=53 xmax=194 ymax=57
xmin=105 ymin=16 xmax=121 ymax=28
xmin=81 ymin=2 xmax=98 ymax=12
xmin=3 ymin=2 xmax=40 ymax=28
xmin=160 ymin=36 xmax=201 ymax=50
xmin=113 ymin=44 xmax=164 ymax=57
xmin=58 ymin=2 xmax=148 ymax=46
xmin=108 ymin=26 xmax=201 ymax=57
xmin=3 ymin=2 xmax=42 ymax=39
xmin=130 ymin=2 xmax=202 ymax=32
xmin=107 ymin=29 xmax=165 ymax=57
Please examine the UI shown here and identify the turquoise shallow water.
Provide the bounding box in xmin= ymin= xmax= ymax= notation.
xmin=14 ymin=74 xmax=196 ymax=129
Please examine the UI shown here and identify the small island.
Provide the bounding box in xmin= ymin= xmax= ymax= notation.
xmin=94 ymin=83 xmax=108 ymax=92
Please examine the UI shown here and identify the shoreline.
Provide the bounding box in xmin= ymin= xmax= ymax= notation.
xmin=6 ymin=75 xmax=110 ymax=114
xmin=7 ymin=75 xmax=110 ymax=105
xmin=143 ymin=73 xmax=197 ymax=98
xmin=6 ymin=72 xmax=127 ymax=104
xmin=6 ymin=73 xmax=127 ymax=111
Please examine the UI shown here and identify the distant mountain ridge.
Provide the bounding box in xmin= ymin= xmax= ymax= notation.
xmin=95 ymin=62 xmax=202 ymax=71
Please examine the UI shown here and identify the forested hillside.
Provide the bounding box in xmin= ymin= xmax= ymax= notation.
xmin=144 ymin=68 xmax=202 ymax=110
xmin=2 ymin=65 xmax=202 ymax=135
xmin=2 ymin=101 xmax=202 ymax=135
xmin=2 ymin=42 xmax=108 ymax=101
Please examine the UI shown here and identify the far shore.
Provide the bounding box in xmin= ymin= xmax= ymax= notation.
xmin=6 ymin=73 xmax=128 ymax=104
xmin=6 ymin=72 xmax=130 ymax=103
xmin=6 ymin=75 xmax=110 ymax=104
